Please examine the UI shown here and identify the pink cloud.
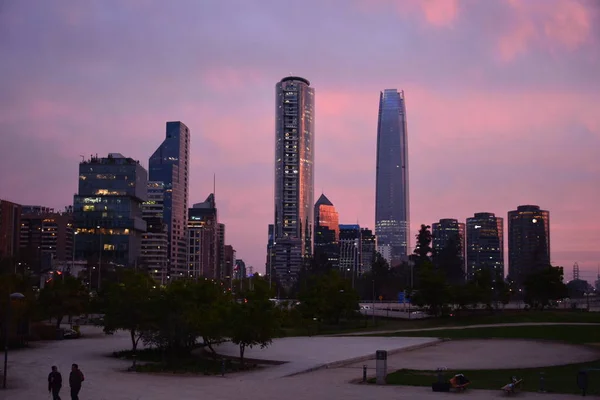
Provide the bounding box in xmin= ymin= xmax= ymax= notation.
xmin=355 ymin=0 xmax=459 ymax=27
xmin=499 ymin=0 xmax=592 ymax=61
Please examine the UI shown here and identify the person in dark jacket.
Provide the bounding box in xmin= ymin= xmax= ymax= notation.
xmin=47 ymin=365 xmax=62 ymax=400
xmin=69 ymin=364 xmax=84 ymax=400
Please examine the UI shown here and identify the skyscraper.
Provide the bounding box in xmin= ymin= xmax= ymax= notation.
xmin=0 ymin=199 xmax=22 ymax=260
xmin=314 ymin=193 xmax=339 ymax=269
xmin=140 ymin=182 xmax=169 ymax=283
xmin=273 ymin=76 xmax=315 ymax=286
xmin=187 ymin=194 xmax=218 ymax=279
xmin=149 ymin=121 xmax=190 ymax=278
xmin=432 ymin=218 xmax=466 ymax=283
xmin=466 ymin=212 xmax=504 ymax=281
xmin=375 ymin=89 xmax=409 ymax=266
xmin=339 ymin=224 xmax=361 ymax=283
xmin=508 ymin=205 xmax=550 ymax=286
xmin=360 ymin=228 xmax=376 ymax=274
xmin=73 ymin=153 xmax=147 ymax=268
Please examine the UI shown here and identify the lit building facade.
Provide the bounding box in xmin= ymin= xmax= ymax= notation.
xmin=0 ymin=199 xmax=22 ymax=261
xmin=508 ymin=205 xmax=550 ymax=286
xmin=187 ymin=194 xmax=218 ymax=279
xmin=140 ymin=182 xmax=169 ymax=283
xmin=360 ymin=228 xmax=376 ymax=274
xmin=432 ymin=218 xmax=466 ymax=265
xmin=73 ymin=153 xmax=147 ymax=268
xmin=20 ymin=207 xmax=73 ymax=273
xmin=314 ymin=193 xmax=339 ymax=269
xmin=273 ymin=76 xmax=315 ymax=286
xmin=466 ymin=212 xmax=504 ymax=281
xmin=375 ymin=89 xmax=410 ymax=266
xmin=149 ymin=121 xmax=190 ymax=277
xmin=339 ymin=224 xmax=361 ymax=281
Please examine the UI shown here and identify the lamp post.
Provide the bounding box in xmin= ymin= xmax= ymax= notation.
xmin=3 ymin=292 xmax=25 ymax=389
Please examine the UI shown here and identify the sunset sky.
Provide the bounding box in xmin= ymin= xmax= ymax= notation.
xmin=1 ymin=0 xmax=599 ymax=280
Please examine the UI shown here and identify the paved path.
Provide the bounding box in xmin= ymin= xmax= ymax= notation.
xmin=337 ymin=322 xmax=600 ymax=336
xmin=2 ymin=327 xmax=597 ymax=400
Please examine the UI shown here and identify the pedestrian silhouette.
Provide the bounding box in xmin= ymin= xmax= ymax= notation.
xmin=47 ymin=365 xmax=62 ymax=400
xmin=68 ymin=364 xmax=85 ymax=400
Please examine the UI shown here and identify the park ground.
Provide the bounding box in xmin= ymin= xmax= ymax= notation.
xmin=3 ymin=313 xmax=600 ymax=399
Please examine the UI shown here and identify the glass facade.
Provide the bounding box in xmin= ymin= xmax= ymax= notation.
xmin=314 ymin=194 xmax=340 ymax=269
xmin=508 ymin=205 xmax=550 ymax=286
xmin=466 ymin=212 xmax=504 ymax=281
xmin=375 ymin=89 xmax=410 ymax=266
xmin=273 ymin=76 xmax=315 ymax=285
xmin=187 ymin=194 xmax=218 ymax=280
xmin=149 ymin=121 xmax=190 ymax=277
xmin=73 ymin=153 xmax=147 ymax=268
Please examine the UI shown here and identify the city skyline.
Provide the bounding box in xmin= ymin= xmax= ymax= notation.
xmin=1 ymin=0 xmax=599 ymax=280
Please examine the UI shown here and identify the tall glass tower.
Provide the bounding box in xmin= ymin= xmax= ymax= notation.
xmin=273 ymin=76 xmax=315 ymax=286
xmin=149 ymin=121 xmax=190 ymax=279
xmin=375 ymin=89 xmax=410 ymax=266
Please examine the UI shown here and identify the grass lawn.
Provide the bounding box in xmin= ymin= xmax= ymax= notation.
xmin=112 ymin=348 xmax=256 ymax=375
xmin=298 ymin=310 xmax=600 ymax=336
xmin=381 ymin=325 xmax=600 ymax=345
xmin=383 ymin=359 xmax=600 ymax=395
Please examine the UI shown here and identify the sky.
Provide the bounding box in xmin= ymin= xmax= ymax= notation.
xmin=1 ymin=0 xmax=599 ymax=281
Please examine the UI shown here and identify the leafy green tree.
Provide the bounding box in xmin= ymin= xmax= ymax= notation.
xmin=413 ymin=224 xmax=433 ymax=265
xmin=38 ymin=275 xmax=88 ymax=328
xmin=433 ymin=236 xmax=465 ymax=285
xmin=230 ymin=278 xmax=279 ymax=366
xmin=524 ymin=265 xmax=568 ymax=310
xmin=298 ymin=270 xmax=359 ymax=326
xmin=101 ymin=270 xmax=158 ymax=364
xmin=411 ymin=261 xmax=451 ymax=316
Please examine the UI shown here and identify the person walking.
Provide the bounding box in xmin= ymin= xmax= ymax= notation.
xmin=68 ymin=364 xmax=84 ymax=400
xmin=47 ymin=365 xmax=62 ymax=400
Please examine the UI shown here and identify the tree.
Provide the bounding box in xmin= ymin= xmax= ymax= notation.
xmin=434 ymin=236 xmax=465 ymax=285
xmin=411 ymin=261 xmax=451 ymax=316
xmin=101 ymin=270 xmax=158 ymax=366
xmin=230 ymin=279 xmax=279 ymax=366
xmin=297 ymin=270 xmax=359 ymax=326
xmin=413 ymin=224 xmax=433 ymax=264
xmin=38 ymin=275 xmax=88 ymax=328
xmin=524 ymin=265 xmax=568 ymax=310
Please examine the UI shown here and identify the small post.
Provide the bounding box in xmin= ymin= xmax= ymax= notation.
xmin=375 ymin=350 xmax=387 ymax=385
xmin=363 ymin=365 xmax=367 ymax=382
xmin=539 ymin=371 xmax=545 ymax=393
xmin=221 ymin=358 xmax=226 ymax=377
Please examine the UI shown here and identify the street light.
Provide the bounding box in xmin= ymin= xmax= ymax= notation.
xmin=3 ymin=292 xmax=25 ymax=389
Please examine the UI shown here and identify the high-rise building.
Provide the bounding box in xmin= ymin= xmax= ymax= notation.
xmin=187 ymin=194 xmax=218 ymax=279
xmin=20 ymin=207 xmax=73 ymax=273
xmin=360 ymin=228 xmax=376 ymax=274
xmin=218 ymin=223 xmax=225 ymax=279
xmin=73 ymin=153 xmax=147 ymax=268
xmin=0 ymin=199 xmax=22 ymax=261
xmin=140 ymin=182 xmax=169 ymax=283
xmin=314 ymin=193 xmax=339 ymax=269
xmin=432 ymin=218 xmax=466 ymax=282
xmin=273 ymin=76 xmax=315 ymax=286
xmin=266 ymin=224 xmax=276 ymax=278
xmin=234 ymin=259 xmax=246 ymax=280
xmin=339 ymin=224 xmax=361 ymax=282
xmin=223 ymin=244 xmax=235 ymax=284
xmin=149 ymin=121 xmax=190 ymax=277
xmin=375 ymin=89 xmax=410 ymax=267
xmin=466 ymin=212 xmax=504 ymax=281
xmin=508 ymin=205 xmax=550 ymax=286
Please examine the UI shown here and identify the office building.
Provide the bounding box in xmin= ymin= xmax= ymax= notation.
xmin=360 ymin=228 xmax=376 ymax=274
xmin=140 ymin=182 xmax=169 ymax=283
xmin=223 ymin=244 xmax=235 ymax=284
xmin=375 ymin=89 xmax=410 ymax=266
xmin=187 ymin=193 xmax=219 ymax=279
xmin=432 ymin=218 xmax=466 ymax=282
xmin=149 ymin=121 xmax=190 ymax=277
xmin=466 ymin=212 xmax=504 ymax=281
xmin=234 ymin=259 xmax=246 ymax=280
xmin=218 ymin=223 xmax=225 ymax=279
xmin=266 ymin=224 xmax=276 ymax=278
xmin=273 ymin=76 xmax=315 ymax=286
xmin=314 ymin=193 xmax=339 ymax=269
xmin=73 ymin=153 xmax=147 ymax=268
xmin=20 ymin=207 xmax=73 ymax=273
xmin=339 ymin=224 xmax=361 ymax=282
xmin=0 ymin=199 xmax=22 ymax=260
xmin=508 ymin=205 xmax=550 ymax=286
